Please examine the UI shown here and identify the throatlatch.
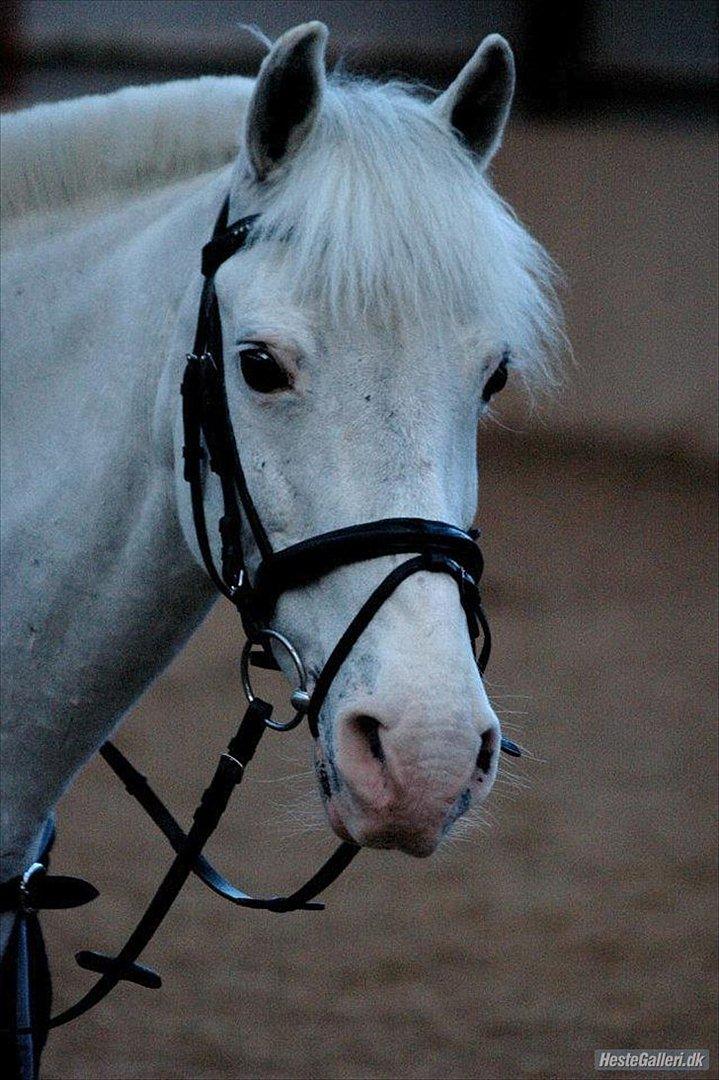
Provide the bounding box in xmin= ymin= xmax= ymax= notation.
xmin=2 ymin=193 xmax=521 ymax=1061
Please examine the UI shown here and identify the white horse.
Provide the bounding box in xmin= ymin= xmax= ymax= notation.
xmin=0 ymin=22 xmax=560 ymax=945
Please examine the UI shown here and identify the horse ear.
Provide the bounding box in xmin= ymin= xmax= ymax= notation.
xmin=245 ymin=21 xmax=328 ymax=182
xmin=432 ymin=34 xmax=515 ymax=168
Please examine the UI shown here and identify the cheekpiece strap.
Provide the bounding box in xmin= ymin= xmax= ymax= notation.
xmin=201 ymin=212 xmax=261 ymax=279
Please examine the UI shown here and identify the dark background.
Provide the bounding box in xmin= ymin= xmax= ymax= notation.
xmin=1 ymin=3 xmax=717 ymax=1078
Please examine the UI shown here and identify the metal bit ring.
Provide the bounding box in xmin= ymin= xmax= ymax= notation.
xmin=240 ymin=629 xmax=310 ymax=731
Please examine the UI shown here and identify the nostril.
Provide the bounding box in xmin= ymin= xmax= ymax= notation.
xmin=476 ymin=727 xmax=496 ymax=776
xmin=354 ymin=715 xmax=386 ymax=764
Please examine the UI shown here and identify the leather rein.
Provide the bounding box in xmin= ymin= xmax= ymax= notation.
xmin=1 ymin=195 xmax=520 ymax=1041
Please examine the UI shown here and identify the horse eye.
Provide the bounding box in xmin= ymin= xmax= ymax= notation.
xmin=482 ymin=353 xmax=510 ymax=403
xmin=238 ymin=345 xmax=291 ymax=394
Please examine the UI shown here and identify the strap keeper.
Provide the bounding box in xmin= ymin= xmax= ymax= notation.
xmin=219 ymin=514 xmax=244 ymax=588
xmin=182 ymin=444 xmax=206 ymax=481
xmin=181 ymin=354 xmax=197 ymax=387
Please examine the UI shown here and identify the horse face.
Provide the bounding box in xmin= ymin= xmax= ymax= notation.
xmin=178 ymin=24 xmax=554 ymax=855
xmin=213 ymin=259 xmax=505 ymax=856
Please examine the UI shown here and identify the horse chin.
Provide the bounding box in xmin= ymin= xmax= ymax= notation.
xmin=325 ymin=799 xmax=355 ymax=844
xmin=323 ymin=797 xmax=443 ymax=858
xmin=366 ymin=831 xmax=440 ymax=859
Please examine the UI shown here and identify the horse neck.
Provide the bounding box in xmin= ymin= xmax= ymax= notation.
xmin=52 ymin=172 xmax=237 ymax=688
xmin=0 ymin=170 xmax=233 ymax=879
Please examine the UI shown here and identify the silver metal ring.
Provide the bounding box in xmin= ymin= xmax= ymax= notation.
xmin=240 ymin=629 xmax=310 ymax=731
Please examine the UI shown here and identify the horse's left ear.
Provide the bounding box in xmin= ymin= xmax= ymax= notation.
xmin=432 ymin=34 xmax=515 ymax=168
xmin=246 ymin=21 xmax=328 ymax=182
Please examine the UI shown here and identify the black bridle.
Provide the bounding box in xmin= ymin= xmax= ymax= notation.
xmin=1 ymin=195 xmax=520 ymax=1065
xmin=181 ymin=197 xmax=494 ymax=734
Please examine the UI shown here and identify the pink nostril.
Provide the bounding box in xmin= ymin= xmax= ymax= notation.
xmin=476 ymin=726 xmax=497 ymax=777
xmin=353 ymin=714 xmax=386 ymax=764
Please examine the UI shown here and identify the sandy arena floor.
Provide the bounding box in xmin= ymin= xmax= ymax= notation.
xmin=40 ymin=435 xmax=717 ymax=1079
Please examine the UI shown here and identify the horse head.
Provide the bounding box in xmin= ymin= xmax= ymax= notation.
xmin=177 ymin=23 xmax=559 ymax=857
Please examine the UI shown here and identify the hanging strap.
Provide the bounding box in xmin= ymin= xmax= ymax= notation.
xmin=7 ymin=699 xmax=270 ymax=1034
xmin=98 ymin=741 xmax=357 ymax=912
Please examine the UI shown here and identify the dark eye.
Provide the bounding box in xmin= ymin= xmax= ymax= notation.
xmin=238 ymin=344 xmax=291 ymax=393
xmin=482 ymin=352 xmax=510 ymax=403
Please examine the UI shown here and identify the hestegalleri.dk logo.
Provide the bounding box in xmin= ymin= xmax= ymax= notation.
xmin=594 ymin=1049 xmax=709 ymax=1071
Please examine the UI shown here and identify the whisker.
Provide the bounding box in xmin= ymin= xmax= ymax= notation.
xmin=254 ymin=769 xmax=316 ymax=785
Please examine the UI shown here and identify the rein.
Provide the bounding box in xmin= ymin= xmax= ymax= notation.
xmin=1 ymin=194 xmax=521 ymax=1066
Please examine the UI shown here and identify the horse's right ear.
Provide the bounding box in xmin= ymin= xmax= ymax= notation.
xmin=245 ymin=22 xmax=328 ymax=182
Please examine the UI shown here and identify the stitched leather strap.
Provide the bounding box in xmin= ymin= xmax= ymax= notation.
xmin=99 ymin=741 xmax=357 ymax=912
xmin=253 ymin=518 xmax=483 ymax=615
xmin=306 ymin=552 xmax=489 ymax=736
xmin=10 ymin=699 xmax=272 ymax=1033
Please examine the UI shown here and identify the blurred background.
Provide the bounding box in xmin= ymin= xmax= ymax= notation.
xmin=2 ymin=2 xmax=717 ymax=1078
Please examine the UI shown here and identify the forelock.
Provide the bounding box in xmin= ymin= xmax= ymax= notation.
xmin=235 ymin=75 xmax=563 ymax=384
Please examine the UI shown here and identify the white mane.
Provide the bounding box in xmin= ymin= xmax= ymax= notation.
xmin=0 ymin=76 xmax=250 ymax=221
xmin=1 ymin=73 xmax=561 ymax=380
